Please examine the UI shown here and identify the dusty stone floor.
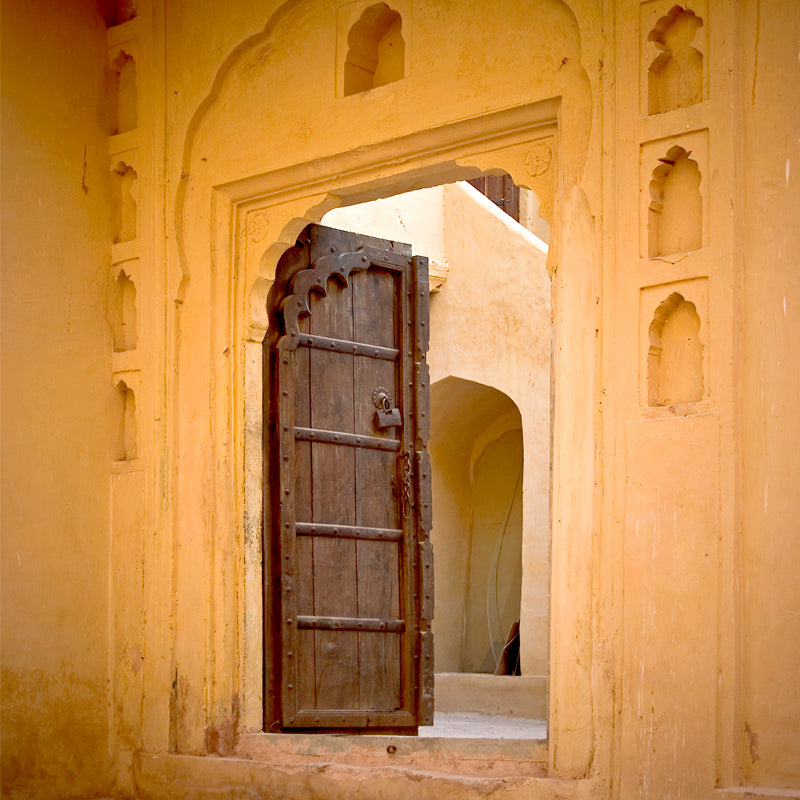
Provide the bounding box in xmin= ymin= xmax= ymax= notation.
xmin=419 ymin=711 xmax=547 ymax=739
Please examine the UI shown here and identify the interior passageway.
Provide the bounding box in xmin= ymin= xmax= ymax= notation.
xmin=323 ymin=177 xmax=551 ymax=733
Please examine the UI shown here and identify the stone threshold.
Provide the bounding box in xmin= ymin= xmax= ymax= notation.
xmin=237 ymin=726 xmax=547 ymax=779
xmin=133 ymin=751 xmax=596 ymax=800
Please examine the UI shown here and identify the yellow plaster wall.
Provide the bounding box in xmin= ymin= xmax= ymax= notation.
xmin=2 ymin=1 xmax=800 ymax=798
xmin=432 ymin=184 xmax=551 ymax=679
xmin=0 ymin=1 xmax=114 ymax=797
xmin=430 ymin=381 xmax=524 ymax=674
xmin=738 ymin=0 xmax=800 ymax=784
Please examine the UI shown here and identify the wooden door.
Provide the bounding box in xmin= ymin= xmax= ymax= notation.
xmin=264 ymin=223 xmax=433 ymax=733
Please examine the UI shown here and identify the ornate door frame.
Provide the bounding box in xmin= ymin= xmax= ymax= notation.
xmin=176 ymin=94 xmax=599 ymax=779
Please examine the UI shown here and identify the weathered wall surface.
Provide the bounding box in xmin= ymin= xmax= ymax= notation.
xmin=609 ymin=1 xmax=800 ymax=796
xmin=738 ymin=0 xmax=800 ymax=785
xmin=2 ymin=1 xmax=799 ymax=798
xmin=0 ymin=1 xmax=113 ymax=797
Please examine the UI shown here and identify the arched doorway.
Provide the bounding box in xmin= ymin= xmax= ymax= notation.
xmin=321 ymin=179 xmax=553 ymax=726
xmin=430 ymin=378 xmax=524 ymax=674
xmin=172 ymin=0 xmax=597 ymax=768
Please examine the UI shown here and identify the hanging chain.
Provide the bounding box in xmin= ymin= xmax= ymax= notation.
xmin=396 ymin=449 xmax=414 ymax=519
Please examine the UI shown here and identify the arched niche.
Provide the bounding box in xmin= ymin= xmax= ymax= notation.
xmin=648 ymin=145 xmax=702 ymax=257
xmin=648 ymin=292 xmax=704 ymax=407
xmin=111 ymin=267 xmax=138 ymax=351
xmin=115 ymin=379 xmax=137 ymax=460
xmin=112 ymin=162 xmax=137 ymax=243
xmin=647 ymin=5 xmax=704 ymax=115
xmin=104 ymin=0 xmax=137 ymax=27
xmin=344 ymin=3 xmax=404 ymax=96
xmin=109 ymin=50 xmax=137 ymax=135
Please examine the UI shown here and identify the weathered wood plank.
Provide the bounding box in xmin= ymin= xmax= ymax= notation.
xmin=308 ymin=273 xmax=359 ymax=712
xmin=419 ymin=540 xmax=434 ymax=625
xmin=414 ymin=361 xmax=431 ymax=445
xmin=353 ymin=267 xmax=402 ymax=712
xmin=419 ymin=631 xmax=435 ymax=726
xmin=412 ymin=255 xmax=430 ymax=360
xmin=277 ymin=349 xmax=300 ymax=724
xmin=292 ymin=321 xmax=316 ymax=713
xmin=411 ymin=253 xmax=433 ymax=722
xmin=416 ymin=450 xmax=433 ymax=533
xmin=290 ymin=709 xmax=416 ymax=729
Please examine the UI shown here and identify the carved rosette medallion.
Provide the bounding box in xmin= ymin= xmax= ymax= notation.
xmin=246 ymin=209 xmax=270 ymax=243
xmin=524 ymin=142 xmax=553 ymax=178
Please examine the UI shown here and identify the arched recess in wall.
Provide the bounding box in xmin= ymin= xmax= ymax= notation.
xmin=111 ymin=267 xmax=137 ymax=351
xmin=112 ymin=162 xmax=137 ymax=243
xmin=647 ymin=5 xmax=703 ymax=115
xmin=176 ymin=0 xmax=591 ymax=336
xmin=175 ymin=0 xmax=595 ymax=745
xmin=648 ymin=145 xmax=702 ymax=257
xmin=429 ymin=377 xmax=524 ymax=675
xmin=647 ymin=292 xmax=704 ymax=406
xmin=109 ymin=50 xmax=137 ymax=135
xmin=104 ymin=0 xmax=137 ymax=27
xmin=115 ymin=379 xmax=137 ymax=460
xmin=344 ymin=3 xmax=405 ymax=95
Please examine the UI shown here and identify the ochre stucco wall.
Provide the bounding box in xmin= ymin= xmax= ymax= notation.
xmin=738 ymin=0 xmax=800 ymax=784
xmin=0 ymin=2 xmax=114 ymax=797
xmin=1 ymin=1 xmax=799 ymax=798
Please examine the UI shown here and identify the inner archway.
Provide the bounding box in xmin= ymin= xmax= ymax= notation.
xmin=321 ymin=179 xmax=552 ymax=730
xmin=429 ymin=378 xmax=524 ymax=674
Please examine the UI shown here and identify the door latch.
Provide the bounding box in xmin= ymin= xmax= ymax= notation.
xmin=372 ymin=387 xmax=401 ymax=430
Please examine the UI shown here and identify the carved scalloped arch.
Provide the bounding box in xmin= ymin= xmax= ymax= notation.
xmin=270 ymin=245 xmax=408 ymax=348
xmin=176 ymin=0 xmax=590 ymax=329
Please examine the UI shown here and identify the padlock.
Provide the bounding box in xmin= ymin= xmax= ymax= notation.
xmin=373 ymin=390 xmax=401 ymax=429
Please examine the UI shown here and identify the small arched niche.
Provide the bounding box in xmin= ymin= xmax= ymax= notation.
xmin=648 ymin=5 xmax=704 ymax=115
xmin=344 ymin=3 xmax=404 ymax=96
xmin=109 ymin=50 xmax=137 ymax=135
xmin=111 ymin=268 xmax=137 ymax=351
xmin=111 ymin=162 xmax=138 ymax=243
xmin=647 ymin=292 xmax=704 ymax=407
xmin=648 ymin=145 xmax=702 ymax=257
xmin=115 ymin=379 xmax=137 ymax=460
xmin=104 ymin=0 xmax=137 ymax=27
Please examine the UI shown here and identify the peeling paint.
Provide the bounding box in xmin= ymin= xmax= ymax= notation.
xmin=205 ymin=696 xmax=240 ymax=757
xmin=744 ymin=721 xmax=761 ymax=763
